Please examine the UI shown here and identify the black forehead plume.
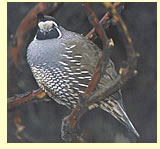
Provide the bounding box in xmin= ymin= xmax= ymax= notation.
xmin=37 ymin=12 xmax=44 ymax=20
xmin=37 ymin=12 xmax=59 ymax=25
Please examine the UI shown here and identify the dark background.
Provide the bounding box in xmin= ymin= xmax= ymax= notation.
xmin=7 ymin=2 xmax=157 ymax=143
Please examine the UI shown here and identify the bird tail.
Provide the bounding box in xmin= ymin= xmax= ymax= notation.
xmin=100 ymin=99 xmax=140 ymax=137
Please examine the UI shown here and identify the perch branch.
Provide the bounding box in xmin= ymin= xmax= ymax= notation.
xmin=61 ymin=2 xmax=114 ymax=142
xmin=7 ymin=88 xmax=49 ymax=109
xmin=61 ymin=2 xmax=138 ymax=142
xmin=84 ymin=2 xmax=113 ymax=97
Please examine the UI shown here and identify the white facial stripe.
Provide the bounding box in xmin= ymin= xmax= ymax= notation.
xmin=56 ymin=27 xmax=62 ymax=38
xmin=38 ymin=20 xmax=58 ymax=30
xmin=52 ymin=21 xmax=58 ymax=27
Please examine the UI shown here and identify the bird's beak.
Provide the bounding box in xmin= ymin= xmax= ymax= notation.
xmin=40 ymin=29 xmax=49 ymax=35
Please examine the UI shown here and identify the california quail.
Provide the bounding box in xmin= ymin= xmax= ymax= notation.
xmin=27 ymin=13 xmax=139 ymax=137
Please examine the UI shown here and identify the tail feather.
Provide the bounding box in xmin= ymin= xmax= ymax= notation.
xmin=100 ymin=99 xmax=140 ymax=137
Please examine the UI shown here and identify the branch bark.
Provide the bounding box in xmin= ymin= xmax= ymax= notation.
xmin=61 ymin=2 xmax=138 ymax=142
xmin=86 ymin=2 xmax=121 ymax=40
xmin=61 ymin=2 xmax=118 ymax=142
xmin=8 ymin=88 xmax=49 ymax=110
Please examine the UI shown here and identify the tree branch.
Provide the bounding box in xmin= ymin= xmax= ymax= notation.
xmin=86 ymin=2 xmax=122 ymax=40
xmin=61 ymin=2 xmax=115 ymax=142
xmin=61 ymin=2 xmax=139 ymax=142
xmin=8 ymin=88 xmax=50 ymax=110
xmin=86 ymin=3 xmax=139 ymax=105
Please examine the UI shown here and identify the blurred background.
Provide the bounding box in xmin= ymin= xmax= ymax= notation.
xmin=7 ymin=2 xmax=157 ymax=143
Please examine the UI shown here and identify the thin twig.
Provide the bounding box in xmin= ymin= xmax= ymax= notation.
xmin=86 ymin=2 xmax=139 ymax=106
xmin=86 ymin=2 xmax=121 ymax=40
xmin=84 ymin=3 xmax=112 ymax=97
xmin=7 ymin=88 xmax=49 ymax=109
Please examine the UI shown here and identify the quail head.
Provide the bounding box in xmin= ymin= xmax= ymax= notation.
xmin=27 ymin=13 xmax=139 ymax=137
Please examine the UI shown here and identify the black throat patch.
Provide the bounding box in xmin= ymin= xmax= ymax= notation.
xmin=36 ymin=28 xmax=60 ymax=40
